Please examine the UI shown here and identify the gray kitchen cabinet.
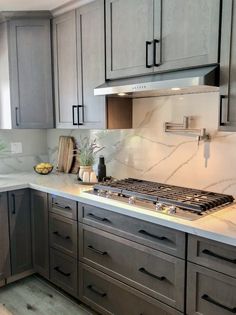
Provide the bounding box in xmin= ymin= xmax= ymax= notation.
xmin=31 ymin=190 xmax=49 ymax=279
xmin=8 ymin=189 xmax=32 ymax=275
xmin=0 ymin=12 xmax=54 ymax=129
xmin=219 ymin=0 xmax=236 ymax=131
xmin=53 ymin=11 xmax=79 ymax=129
xmin=156 ymin=0 xmax=220 ymax=72
xmin=106 ymin=0 xmax=220 ymax=79
xmin=76 ymin=0 xmax=106 ymax=129
xmin=0 ymin=193 xmax=11 ymax=280
xmin=106 ymin=0 xmax=154 ymax=79
xmin=53 ymin=2 xmax=132 ymax=129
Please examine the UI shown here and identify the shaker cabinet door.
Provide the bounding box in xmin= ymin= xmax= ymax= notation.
xmin=76 ymin=0 xmax=106 ymax=129
xmin=219 ymin=0 xmax=236 ymax=131
xmin=53 ymin=11 xmax=79 ymax=129
xmin=106 ymin=0 xmax=155 ymax=79
xmin=31 ymin=190 xmax=49 ymax=279
xmin=9 ymin=19 xmax=54 ymax=129
xmin=0 ymin=193 xmax=10 ymax=280
xmin=8 ymin=189 xmax=32 ymax=275
xmin=155 ymin=0 xmax=220 ymax=72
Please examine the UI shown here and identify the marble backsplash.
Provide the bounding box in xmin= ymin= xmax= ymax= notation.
xmin=0 ymin=130 xmax=48 ymax=173
xmin=47 ymin=92 xmax=236 ymax=197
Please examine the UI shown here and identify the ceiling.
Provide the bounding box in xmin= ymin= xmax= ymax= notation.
xmin=0 ymin=0 xmax=72 ymax=11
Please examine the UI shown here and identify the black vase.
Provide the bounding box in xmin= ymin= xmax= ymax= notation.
xmin=97 ymin=156 xmax=106 ymax=182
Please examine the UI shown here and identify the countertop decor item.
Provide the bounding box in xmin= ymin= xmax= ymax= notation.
xmin=57 ymin=136 xmax=75 ymax=173
xmin=34 ymin=163 xmax=53 ymax=175
xmin=75 ymin=137 xmax=104 ymax=182
xmin=97 ymin=155 xmax=106 ymax=182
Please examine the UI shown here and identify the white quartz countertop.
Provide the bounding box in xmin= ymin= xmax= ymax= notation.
xmin=1 ymin=172 xmax=236 ymax=247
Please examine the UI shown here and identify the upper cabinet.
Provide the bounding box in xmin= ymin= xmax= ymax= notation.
xmin=53 ymin=2 xmax=106 ymax=129
xmin=0 ymin=13 xmax=54 ymax=129
xmin=53 ymin=0 xmax=132 ymax=129
xmin=106 ymin=0 xmax=220 ymax=79
xmin=219 ymin=0 xmax=236 ymax=131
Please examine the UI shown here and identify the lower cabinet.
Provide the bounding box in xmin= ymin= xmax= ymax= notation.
xmin=0 ymin=192 xmax=11 ymax=280
xmin=187 ymin=262 xmax=236 ymax=315
xmin=31 ymin=190 xmax=49 ymax=279
xmin=50 ymin=248 xmax=78 ymax=298
xmin=8 ymin=189 xmax=32 ymax=275
xmin=79 ymin=263 xmax=182 ymax=315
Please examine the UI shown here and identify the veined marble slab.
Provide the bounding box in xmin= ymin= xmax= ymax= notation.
xmin=0 ymin=172 xmax=236 ymax=247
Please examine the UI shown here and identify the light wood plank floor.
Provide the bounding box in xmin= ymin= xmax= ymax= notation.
xmin=0 ymin=276 xmax=94 ymax=315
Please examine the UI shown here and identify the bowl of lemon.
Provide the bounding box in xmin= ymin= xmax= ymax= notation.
xmin=34 ymin=163 xmax=53 ymax=175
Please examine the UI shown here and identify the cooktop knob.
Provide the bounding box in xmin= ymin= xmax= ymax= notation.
xmin=129 ymin=196 xmax=136 ymax=205
xmin=155 ymin=202 xmax=164 ymax=211
xmin=167 ymin=205 xmax=177 ymax=214
xmin=106 ymin=191 xmax=112 ymax=198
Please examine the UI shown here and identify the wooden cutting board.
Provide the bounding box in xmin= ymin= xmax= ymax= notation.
xmin=57 ymin=136 xmax=75 ymax=173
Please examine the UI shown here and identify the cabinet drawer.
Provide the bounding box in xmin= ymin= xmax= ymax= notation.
xmin=78 ymin=203 xmax=185 ymax=258
xmin=187 ymin=262 xmax=236 ymax=315
xmin=79 ymin=224 xmax=184 ymax=311
xmin=188 ymin=235 xmax=236 ymax=278
xmin=79 ymin=263 xmax=182 ymax=315
xmin=50 ymin=249 xmax=77 ymax=298
xmin=49 ymin=213 xmax=77 ymax=258
xmin=49 ymin=195 xmax=77 ymax=220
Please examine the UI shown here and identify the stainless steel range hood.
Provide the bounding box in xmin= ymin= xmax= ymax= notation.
xmin=94 ymin=66 xmax=219 ymax=98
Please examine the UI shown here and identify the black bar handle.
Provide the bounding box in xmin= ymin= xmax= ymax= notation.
xmin=54 ymin=202 xmax=71 ymax=210
xmin=146 ymin=41 xmax=153 ymax=68
xmin=202 ymin=294 xmax=236 ymax=313
xmin=54 ymin=266 xmax=71 ymax=277
xmin=15 ymin=107 xmax=19 ymax=126
xmin=12 ymin=194 xmax=16 ymax=215
xmin=219 ymin=95 xmax=229 ymax=125
xmin=154 ymin=39 xmax=161 ymax=67
xmin=138 ymin=229 xmax=167 ymax=241
xmin=88 ymin=245 xmax=108 ymax=256
xmin=139 ymin=267 xmax=166 ymax=281
xmin=88 ymin=213 xmax=110 ymax=223
xmin=53 ymin=231 xmax=71 ymax=240
xmin=202 ymin=249 xmax=236 ymax=264
xmin=72 ymin=105 xmax=78 ymax=126
xmin=87 ymin=285 xmax=107 ymax=297
xmin=77 ymin=105 xmax=84 ymax=126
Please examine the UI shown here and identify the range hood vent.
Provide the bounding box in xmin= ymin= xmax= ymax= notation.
xmin=94 ymin=66 xmax=219 ymax=98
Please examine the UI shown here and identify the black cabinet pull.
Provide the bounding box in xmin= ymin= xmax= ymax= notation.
xmin=54 ymin=266 xmax=71 ymax=277
xmin=72 ymin=105 xmax=78 ymax=126
xmin=139 ymin=267 xmax=166 ymax=281
xmin=88 ymin=245 xmax=108 ymax=256
xmin=87 ymin=284 xmax=107 ymax=297
xmin=154 ymin=39 xmax=161 ymax=67
xmin=219 ymin=95 xmax=229 ymax=125
xmin=12 ymin=194 xmax=16 ymax=215
xmin=138 ymin=229 xmax=167 ymax=241
xmin=77 ymin=105 xmax=84 ymax=126
xmin=146 ymin=41 xmax=153 ymax=68
xmin=54 ymin=202 xmax=71 ymax=210
xmin=88 ymin=213 xmax=110 ymax=223
xmin=15 ymin=107 xmax=19 ymax=126
xmin=202 ymin=294 xmax=236 ymax=313
xmin=53 ymin=231 xmax=71 ymax=240
xmin=202 ymin=249 xmax=236 ymax=264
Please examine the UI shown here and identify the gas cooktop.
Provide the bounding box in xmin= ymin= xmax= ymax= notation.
xmin=88 ymin=178 xmax=234 ymax=221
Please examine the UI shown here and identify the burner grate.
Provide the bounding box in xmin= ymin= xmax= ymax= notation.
xmin=93 ymin=178 xmax=234 ymax=213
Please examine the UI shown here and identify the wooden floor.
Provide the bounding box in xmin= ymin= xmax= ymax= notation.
xmin=0 ymin=276 xmax=94 ymax=315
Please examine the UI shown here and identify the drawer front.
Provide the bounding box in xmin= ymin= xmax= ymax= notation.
xmin=78 ymin=203 xmax=185 ymax=258
xmin=49 ymin=194 xmax=77 ymax=220
xmin=188 ymin=235 xmax=236 ymax=278
xmin=50 ymin=249 xmax=77 ymax=297
xmin=79 ymin=224 xmax=184 ymax=311
xmin=79 ymin=263 xmax=182 ymax=315
xmin=187 ymin=262 xmax=236 ymax=315
xmin=49 ymin=213 xmax=77 ymax=258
